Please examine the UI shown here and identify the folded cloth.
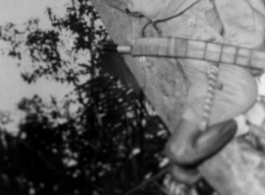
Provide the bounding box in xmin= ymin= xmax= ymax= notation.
xmin=128 ymin=0 xmax=198 ymax=20
xmin=127 ymin=0 xmax=265 ymax=133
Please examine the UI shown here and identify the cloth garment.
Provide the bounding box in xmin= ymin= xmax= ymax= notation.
xmin=127 ymin=0 xmax=265 ymax=133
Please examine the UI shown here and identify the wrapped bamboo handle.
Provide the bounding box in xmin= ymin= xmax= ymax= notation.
xmin=100 ymin=37 xmax=265 ymax=71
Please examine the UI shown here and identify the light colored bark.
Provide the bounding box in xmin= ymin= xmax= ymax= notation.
xmin=90 ymin=0 xmax=265 ymax=194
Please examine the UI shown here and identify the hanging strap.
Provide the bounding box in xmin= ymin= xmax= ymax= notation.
xmin=199 ymin=64 xmax=220 ymax=131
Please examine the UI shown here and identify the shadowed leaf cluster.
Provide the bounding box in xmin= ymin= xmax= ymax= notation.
xmin=0 ymin=0 xmax=171 ymax=195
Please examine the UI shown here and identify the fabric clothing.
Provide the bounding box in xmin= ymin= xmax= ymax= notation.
xmin=127 ymin=0 xmax=265 ymax=130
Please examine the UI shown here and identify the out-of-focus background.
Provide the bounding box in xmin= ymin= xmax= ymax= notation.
xmin=0 ymin=0 xmax=73 ymax=134
xmin=0 ymin=1 xmax=170 ymax=195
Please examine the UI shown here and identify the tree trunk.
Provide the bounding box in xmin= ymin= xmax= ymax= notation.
xmin=90 ymin=0 xmax=265 ymax=194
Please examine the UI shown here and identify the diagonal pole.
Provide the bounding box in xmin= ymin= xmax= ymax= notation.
xmin=98 ymin=38 xmax=265 ymax=71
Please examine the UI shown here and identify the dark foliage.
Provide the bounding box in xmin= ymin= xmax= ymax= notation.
xmin=0 ymin=0 xmax=171 ymax=195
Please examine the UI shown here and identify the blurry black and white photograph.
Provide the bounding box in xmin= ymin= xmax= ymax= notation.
xmin=1 ymin=0 xmax=265 ymax=195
